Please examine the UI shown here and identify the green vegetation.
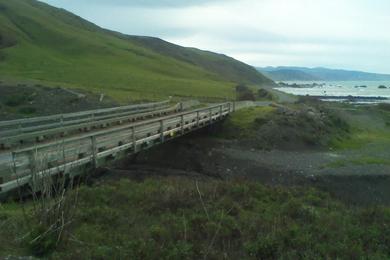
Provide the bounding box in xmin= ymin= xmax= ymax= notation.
xmin=220 ymin=102 xmax=349 ymax=149
xmin=1 ymin=177 xmax=390 ymax=258
xmin=0 ymin=0 xmax=273 ymax=102
xmin=331 ymin=129 xmax=390 ymax=150
xmin=330 ymin=105 xmax=390 ymax=150
xmin=324 ymin=156 xmax=390 ymax=169
xmin=221 ymin=106 xmax=276 ymax=138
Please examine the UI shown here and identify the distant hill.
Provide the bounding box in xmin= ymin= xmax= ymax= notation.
xmin=257 ymin=66 xmax=390 ymax=81
xmin=260 ymin=69 xmax=319 ymax=81
xmin=0 ymin=0 xmax=274 ymax=102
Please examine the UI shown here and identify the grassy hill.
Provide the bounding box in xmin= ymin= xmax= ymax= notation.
xmin=0 ymin=0 xmax=274 ymax=102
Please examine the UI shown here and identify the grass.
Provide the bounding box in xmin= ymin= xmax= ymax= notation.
xmin=325 ymin=156 xmax=390 ymax=169
xmin=330 ymin=107 xmax=390 ymax=150
xmin=219 ymin=103 xmax=350 ymax=149
xmin=220 ymin=106 xmax=276 ymax=138
xmin=331 ymin=130 xmax=390 ymax=150
xmin=0 ymin=0 xmax=273 ymax=102
xmin=1 ymin=177 xmax=390 ymax=258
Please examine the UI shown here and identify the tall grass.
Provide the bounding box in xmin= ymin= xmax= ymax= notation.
xmin=12 ymin=146 xmax=81 ymax=256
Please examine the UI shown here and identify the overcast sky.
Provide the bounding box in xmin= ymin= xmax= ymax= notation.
xmin=41 ymin=0 xmax=390 ymax=73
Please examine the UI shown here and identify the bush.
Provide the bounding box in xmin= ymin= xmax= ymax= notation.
xmin=378 ymin=103 xmax=390 ymax=111
xmin=5 ymin=94 xmax=27 ymax=106
xmin=27 ymin=225 xmax=58 ymax=257
xmin=236 ymin=84 xmax=255 ymax=101
xmin=18 ymin=106 xmax=37 ymax=115
xmin=238 ymin=91 xmax=256 ymax=101
xmin=257 ymin=88 xmax=274 ymax=100
xmin=245 ymin=234 xmax=280 ymax=259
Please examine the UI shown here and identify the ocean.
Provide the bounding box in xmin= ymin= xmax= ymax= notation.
xmin=275 ymin=81 xmax=390 ymax=103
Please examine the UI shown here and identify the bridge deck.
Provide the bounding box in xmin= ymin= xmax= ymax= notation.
xmin=0 ymin=102 xmax=246 ymax=196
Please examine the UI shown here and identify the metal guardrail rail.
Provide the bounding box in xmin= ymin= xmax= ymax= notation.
xmin=0 ymin=100 xmax=173 ymax=149
xmin=0 ymin=102 xmax=234 ymax=195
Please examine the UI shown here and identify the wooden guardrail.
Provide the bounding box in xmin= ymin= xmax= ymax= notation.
xmin=0 ymin=100 xmax=173 ymax=149
xmin=0 ymin=103 xmax=233 ymax=195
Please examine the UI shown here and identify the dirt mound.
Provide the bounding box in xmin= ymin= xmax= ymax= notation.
xmin=254 ymin=104 xmax=350 ymax=149
xmin=0 ymin=83 xmax=117 ymax=120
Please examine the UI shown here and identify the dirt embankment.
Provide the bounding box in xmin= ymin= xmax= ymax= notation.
xmin=0 ymin=83 xmax=118 ymax=120
xmin=107 ymin=101 xmax=390 ymax=207
xmin=105 ymin=129 xmax=390 ymax=207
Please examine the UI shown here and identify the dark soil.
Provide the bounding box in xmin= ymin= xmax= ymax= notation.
xmin=109 ymin=127 xmax=390 ymax=207
xmin=0 ymin=83 xmax=118 ymax=120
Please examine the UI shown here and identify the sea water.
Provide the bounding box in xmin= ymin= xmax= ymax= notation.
xmin=275 ymin=81 xmax=390 ymax=103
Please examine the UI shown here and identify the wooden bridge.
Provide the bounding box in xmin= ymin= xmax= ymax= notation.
xmin=0 ymin=100 xmax=258 ymax=197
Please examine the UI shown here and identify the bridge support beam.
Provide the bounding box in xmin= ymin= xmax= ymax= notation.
xmin=160 ymin=120 xmax=165 ymax=143
xmin=181 ymin=115 xmax=184 ymax=135
xmin=132 ymin=126 xmax=136 ymax=153
xmin=91 ymin=136 xmax=97 ymax=168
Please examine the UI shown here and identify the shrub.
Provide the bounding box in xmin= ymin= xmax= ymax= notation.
xmin=5 ymin=94 xmax=27 ymax=106
xmin=257 ymin=88 xmax=274 ymax=100
xmin=18 ymin=106 xmax=37 ymax=114
xmin=378 ymin=103 xmax=390 ymax=111
xmin=27 ymin=224 xmax=58 ymax=257
xmin=236 ymin=84 xmax=256 ymax=101
xmin=245 ymin=234 xmax=280 ymax=259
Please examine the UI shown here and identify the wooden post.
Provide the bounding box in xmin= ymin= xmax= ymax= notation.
xmin=132 ymin=126 xmax=136 ymax=153
xmin=219 ymin=105 xmax=223 ymax=118
xmin=209 ymin=108 xmax=212 ymax=124
xmin=160 ymin=120 xmax=164 ymax=143
xmin=10 ymin=152 xmax=17 ymax=184
xmin=181 ymin=115 xmax=184 ymax=134
xmin=196 ymin=111 xmax=200 ymax=127
xmin=18 ymin=123 xmax=23 ymax=134
xmin=91 ymin=136 xmax=97 ymax=168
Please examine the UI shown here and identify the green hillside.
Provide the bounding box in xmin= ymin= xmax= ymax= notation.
xmin=0 ymin=0 xmax=274 ymax=102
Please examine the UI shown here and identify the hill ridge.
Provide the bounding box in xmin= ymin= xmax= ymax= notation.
xmin=0 ymin=0 xmax=273 ymax=102
xmin=257 ymin=66 xmax=390 ymax=81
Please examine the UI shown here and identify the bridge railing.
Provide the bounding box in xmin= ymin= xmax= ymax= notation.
xmin=0 ymin=102 xmax=233 ymax=194
xmin=0 ymin=100 xmax=174 ymax=149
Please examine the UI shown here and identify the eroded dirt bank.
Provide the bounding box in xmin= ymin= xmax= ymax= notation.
xmin=102 ymin=129 xmax=390 ymax=207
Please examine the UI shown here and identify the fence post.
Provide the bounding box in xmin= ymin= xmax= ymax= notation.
xmin=160 ymin=120 xmax=164 ymax=143
xmin=219 ymin=105 xmax=223 ymax=118
xmin=181 ymin=115 xmax=184 ymax=134
xmin=196 ymin=111 xmax=200 ymax=127
xmin=209 ymin=108 xmax=212 ymax=124
xmin=91 ymin=136 xmax=97 ymax=168
xmin=10 ymin=151 xmax=18 ymax=184
xmin=18 ymin=123 xmax=23 ymax=134
xmin=132 ymin=126 xmax=136 ymax=153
